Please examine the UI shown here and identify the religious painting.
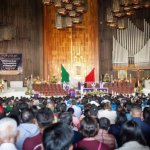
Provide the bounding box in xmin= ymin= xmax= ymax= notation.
xmin=118 ymin=69 xmax=127 ymax=79
xmin=76 ymin=66 xmax=81 ymax=76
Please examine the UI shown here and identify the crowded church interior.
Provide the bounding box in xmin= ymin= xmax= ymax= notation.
xmin=0 ymin=0 xmax=150 ymax=150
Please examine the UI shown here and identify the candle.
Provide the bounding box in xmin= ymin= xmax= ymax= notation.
xmin=48 ymin=75 xmax=49 ymax=80
xmin=130 ymin=74 xmax=131 ymax=78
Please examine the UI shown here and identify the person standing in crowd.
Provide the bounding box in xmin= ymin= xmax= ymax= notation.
xmin=0 ymin=118 xmax=19 ymax=150
xmin=23 ymin=108 xmax=54 ymax=150
xmin=72 ymin=100 xmax=82 ymax=119
xmin=95 ymin=117 xmax=117 ymax=150
xmin=16 ymin=109 xmax=40 ymax=150
xmin=115 ymin=121 xmax=149 ymax=150
xmin=43 ymin=123 xmax=74 ymax=150
xmin=75 ymin=116 xmax=110 ymax=150
xmin=68 ymin=108 xmax=80 ymax=127
xmin=59 ymin=112 xmax=83 ymax=144
xmin=47 ymin=101 xmax=58 ymax=123
xmin=108 ymin=113 xmax=127 ymax=146
xmin=124 ymin=102 xmax=132 ymax=121
xmin=98 ymin=102 xmax=117 ymax=124
xmin=130 ymin=105 xmax=150 ymax=147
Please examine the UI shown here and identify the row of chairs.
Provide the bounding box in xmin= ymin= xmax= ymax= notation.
xmin=103 ymin=83 xmax=135 ymax=94
xmin=32 ymin=84 xmax=67 ymax=96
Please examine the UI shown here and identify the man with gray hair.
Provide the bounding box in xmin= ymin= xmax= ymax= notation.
xmin=131 ymin=105 xmax=150 ymax=147
xmin=0 ymin=118 xmax=18 ymax=150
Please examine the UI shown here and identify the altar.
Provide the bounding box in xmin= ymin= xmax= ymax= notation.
xmin=143 ymin=80 xmax=150 ymax=88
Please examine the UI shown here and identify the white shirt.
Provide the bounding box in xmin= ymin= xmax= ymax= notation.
xmin=0 ymin=143 xmax=18 ymax=150
xmin=72 ymin=105 xmax=82 ymax=119
xmin=115 ymin=141 xmax=150 ymax=150
xmin=98 ymin=109 xmax=117 ymax=124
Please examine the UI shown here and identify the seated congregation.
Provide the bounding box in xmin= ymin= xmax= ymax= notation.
xmin=0 ymin=94 xmax=149 ymax=150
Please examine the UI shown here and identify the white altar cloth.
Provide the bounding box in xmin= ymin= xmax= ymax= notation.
xmin=10 ymin=81 xmax=23 ymax=88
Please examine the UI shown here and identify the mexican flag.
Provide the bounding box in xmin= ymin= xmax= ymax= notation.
xmin=61 ymin=65 xmax=78 ymax=87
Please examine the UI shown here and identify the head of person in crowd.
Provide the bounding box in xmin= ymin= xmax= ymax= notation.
xmin=120 ymin=120 xmax=147 ymax=147
xmin=116 ymin=112 xmax=127 ymax=127
xmin=68 ymin=108 xmax=74 ymax=115
xmin=0 ymin=118 xmax=19 ymax=146
xmin=98 ymin=103 xmax=105 ymax=110
xmin=124 ymin=102 xmax=133 ymax=113
xmin=47 ymin=101 xmax=55 ymax=112
xmin=43 ymin=122 xmax=74 ymax=150
xmin=116 ymin=105 xmax=123 ymax=112
xmin=30 ymin=105 xmax=38 ymax=117
xmin=143 ymin=109 xmax=150 ymax=125
xmin=60 ymin=103 xmax=67 ymax=112
xmin=89 ymin=104 xmax=98 ymax=119
xmin=130 ymin=105 xmax=142 ymax=118
xmin=79 ymin=116 xmax=98 ymax=138
xmin=19 ymin=102 xmax=28 ymax=113
xmin=72 ymin=99 xmax=77 ymax=106
xmin=56 ymin=101 xmax=61 ymax=112
xmin=59 ymin=112 xmax=72 ymax=126
xmin=35 ymin=108 xmax=54 ymax=132
xmin=104 ymin=102 xmax=112 ymax=111
xmin=98 ymin=117 xmax=110 ymax=130
xmin=21 ymin=108 xmax=34 ymax=123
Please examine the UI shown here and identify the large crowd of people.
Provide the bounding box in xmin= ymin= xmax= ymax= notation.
xmin=0 ymin=93 xmax=150 ymax=150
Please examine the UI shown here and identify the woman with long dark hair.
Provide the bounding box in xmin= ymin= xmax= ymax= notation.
xmin=115 ymin=120 xmax=149 ymax=150
xmin=75 ymin=116 xmax=110 ymax=150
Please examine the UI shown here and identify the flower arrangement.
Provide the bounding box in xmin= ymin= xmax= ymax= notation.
xmin=114 ymin=78 xmax=129 ymax=83
xmin=84 ymin=89 xmax=107 ymax=95
xmin=0 ymin=84 xmax=4 ymax=90
xmin=51 ymin=75 xmax=57 ymax=83
xmin=141 ymin=77 xmax=150 ymax=80
xmin=0 ymin=79 xmax=4 ymax=90
xmin=135 ymin=84 xmax=143 ymax=94
xmin=33 ymin=76 xmax=57 ymax=85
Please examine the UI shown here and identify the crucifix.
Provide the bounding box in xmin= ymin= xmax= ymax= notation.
xmin=132 ymin=68 xmax=144 ymax=86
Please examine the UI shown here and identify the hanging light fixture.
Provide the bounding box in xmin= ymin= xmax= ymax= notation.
xmin=123 ymin=6 xmax=133 ymax=11
xmin=132 ymin=0 xmax=141 ymax=5
xmin=57 ymin=8 xmax=68 ymax=15
xmin=72 ymin=15 xmax=83 ymax=24
xmin=114 ymin=12 xmax=125 ymax=17
xmin=144 ymin=0 xmax=150 ymax=8
xmin=55 ymin=13 xmax=66 ymax=29
xmin=62 ymin=0 xmax=73 ymax=4
xmin=120 ymin=0 xmax=132 ymax=6
xmin=118 ymin=18 xmax=128 ymax=29
xmin=65 ymin=4 xmax=74 ymax=10
xmin=72 ymin=0 xmax=83 ymax=6
xmin=68 ymin=11 xmax=80 ymax=17
xmin=106 ymin=7 xmax=117 ymax=23
xmin=108 ymin=22 xmax=118 ymax=28
xmin=54 ymin=0 xmax=64 ymax=8
xmin=112 ymin=0 xmax=121 ymax=13
xmin=76 ymin=0 xmax=88 ymax=13
xmin=66 ymin=17 xmax=74 ymax=27
xmin=126 ymin=10 xmax=134 ymax=15
xmin=42 ymin=0 xmax=53 ymax=5
xmin=43 ymin=0 xmax=88 ymax=29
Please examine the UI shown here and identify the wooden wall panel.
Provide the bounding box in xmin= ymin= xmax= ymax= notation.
xmin=43 ymin=0 xmax=99 ymax=82
xmin=98 ymin=0 xmax=150 ymax=79
xmin=0 ymin=0 xmax=43 ymax=85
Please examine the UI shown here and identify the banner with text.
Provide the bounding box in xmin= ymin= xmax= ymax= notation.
xmin=0 ymin=54 xmax=23 ymax=75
